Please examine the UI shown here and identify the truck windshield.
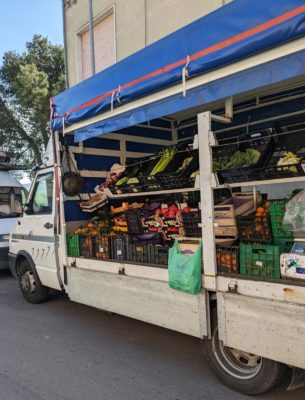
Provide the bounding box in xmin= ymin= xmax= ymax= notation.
xmin=0 ymin=187 xmax=24 ymax=218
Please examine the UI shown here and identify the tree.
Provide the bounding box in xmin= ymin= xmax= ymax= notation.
xmin=0 ymin=35 xmax=65 ymax=166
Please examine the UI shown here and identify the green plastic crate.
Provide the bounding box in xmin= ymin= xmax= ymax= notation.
xmin=273 ymin=237 xmax=294 ymax=253
xmin=66 ymin=234 xmax=80 ymax=257
xmin=239 ymin=244 xmax=280 ymax=279
xmin=269 ymin=201 xmax=293 ymax=239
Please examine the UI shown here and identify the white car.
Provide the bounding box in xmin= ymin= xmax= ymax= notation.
xmin=0 ymin=171 xmax=25 ymax=270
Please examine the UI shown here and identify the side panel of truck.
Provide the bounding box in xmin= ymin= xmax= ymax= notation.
xmin=67 ymin=265 xmax=208 ymax=338
xmin=218 ymin=292 xmax=305 ymax=369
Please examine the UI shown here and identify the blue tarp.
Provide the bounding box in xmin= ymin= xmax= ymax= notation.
xmin=75 ymin=50 xmax=305 ymax=142
xmin=51 ymin=0 xmax=305 ymax=136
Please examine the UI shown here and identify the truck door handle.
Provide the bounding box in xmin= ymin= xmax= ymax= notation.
xmin=44 ymin=222 xmax=53 ymax=229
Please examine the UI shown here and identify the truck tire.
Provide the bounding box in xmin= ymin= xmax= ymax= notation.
xmin=18 ymin=259 xmax=49 ymax=304
xmin=201 ymin=308 xmax=289 ymax=395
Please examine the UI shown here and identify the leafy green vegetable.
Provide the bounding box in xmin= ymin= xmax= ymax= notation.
xmin=177 ymin=156 xmax=193 ymax=173
xmin=150 ymin=147 xmax=175 ymax=176
xmin=212 ymin=161 xmax=225 ymax=171
xmin=115 ymin=176 xmax=129 ymax=186
xmin=277 ymin=152 xmax=300 ymax=173
xmin=225 ymin=148 xmax=260 ymax=169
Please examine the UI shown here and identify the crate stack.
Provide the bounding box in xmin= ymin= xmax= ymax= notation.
xmin=215 ymin=193 xmax=258 ymax=275
xmin=237 ymin=201 xmax=294 ymax=280
xmin=269 ymin=201 xmax=294 ymax=253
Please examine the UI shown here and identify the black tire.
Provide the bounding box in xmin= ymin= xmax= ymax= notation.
xmin=18 ymin=259 xmax=49 ymax=304
xmin=201 ymin=308 xmax=289 ymax=395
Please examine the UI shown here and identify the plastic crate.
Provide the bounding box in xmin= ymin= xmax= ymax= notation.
xmin=216 ymin=246 xmax=239 ymax=273
xmin=239 ymin=244 xmax=280 ymax=279
xmin=273 ymin=237 xmax=294 ymax=253
xmin=79 ymin=235 xmax=96 ymax=258
xmin=133 ymin=156 xmax=163 ymax=192
xmin=237 ymin=214 xmax=272 ymax=243
xmin=109 ymin=156 xmax=160 ymax=194
xmin=66 ymin=234 xmax=80 ymax=257
xmin=125 ymin=210 xmax=144 ymax=234
xmin=149 ymin=245 xmax=170 ymax=266
xmin=110 ymin=236 xmax=126 ymax=261
xmin=95 ymin=235 xmax=110 ymax=259
xmin=216 ymin=132 xmax=274 ymax=184
xmin=269 ymin=201 xmax=293 ymax=239
xmin=140 ymin=152 xmax=186 ymax=192
xmin=125 ymin=234 xmax=162 ymax=263
xmin=212 ymin=141 xmax=237 ymax=170
xmin=259 ymin=131 xmax=305 ymax=180
xmin=158 ymin=151 xmax=199 ymax=190
xmin=180 ymin=211 xmax=202 ymax=237
xmin=126 ymin=242 xmax=151 ymax=263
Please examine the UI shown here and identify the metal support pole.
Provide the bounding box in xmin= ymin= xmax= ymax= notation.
xmin=88 ymin=0 xmax=96 ymax=76
xmin=198 ymin=111 xmax=217 ymax=291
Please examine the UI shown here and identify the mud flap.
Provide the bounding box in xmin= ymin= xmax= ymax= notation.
xmin=287 ymin=368 xmax=305 ymax=391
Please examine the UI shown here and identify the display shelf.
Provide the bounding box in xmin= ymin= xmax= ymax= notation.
xmin=105 ymin=186 xmax=200 ymax=199
xmin=214 ymin=174 xmax=305 ymax=189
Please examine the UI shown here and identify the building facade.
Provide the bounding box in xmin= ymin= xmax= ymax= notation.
xmin=63 ymin=0 xmax=231 ymax=87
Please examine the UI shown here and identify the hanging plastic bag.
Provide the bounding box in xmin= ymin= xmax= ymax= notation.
xmin=283 ymin=189 xmax=305 ymax=233
xmin=168 ymin=240 xmax=202 ymax=295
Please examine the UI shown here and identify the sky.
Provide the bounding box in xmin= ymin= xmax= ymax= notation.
xmin=0 ymin=0 xmax=63 ymax=61
xmin=0 ymin=1 xmax=63 ymax=184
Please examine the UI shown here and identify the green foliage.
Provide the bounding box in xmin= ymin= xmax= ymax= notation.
xmin=0 ymin=35 xmax=65 ymax=166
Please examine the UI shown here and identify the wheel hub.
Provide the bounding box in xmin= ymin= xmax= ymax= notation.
xmin=20 ymin=271 xmax=36 ymax=294
xmin=213 ymin=326 xmax=262 ymax=380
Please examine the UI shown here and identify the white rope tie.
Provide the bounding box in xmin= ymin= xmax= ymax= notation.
xmin=182 ymin=55 xmax=191 ymax=97
xmin=111 ymin=89 xmax=116 ymax=111
xmin=111 ymin=86 xmax=122 ymax=111
xmin=116 ymin=85 xmax=122 ymax=105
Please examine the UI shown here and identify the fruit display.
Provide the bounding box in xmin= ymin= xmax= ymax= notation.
xmin=216 ymin=246 xmax=239 ymax=273
xmin=65 ymin=129 xmax=305 ymax=283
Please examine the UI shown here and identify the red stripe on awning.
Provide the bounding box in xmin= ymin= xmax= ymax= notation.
xmin=54 ymin=4 xmax=305 ymax=120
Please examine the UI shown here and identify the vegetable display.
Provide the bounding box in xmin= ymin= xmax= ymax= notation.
xmin=277 ymin=151 xmax=300 ymax=173
xmin=214 ymin=148 xmax=261 ymax=171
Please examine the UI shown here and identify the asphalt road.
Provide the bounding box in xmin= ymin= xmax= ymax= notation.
xmin=1 ymin=270 xmax=305 ymax=400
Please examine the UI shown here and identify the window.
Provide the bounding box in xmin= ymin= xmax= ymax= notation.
xmin=29 ymin=172 xmax=53 ymax=215
xmin=0 ymin=187 xmax=24 ymax=218
xmin=78 ymin=9 xmax=116 ymax=81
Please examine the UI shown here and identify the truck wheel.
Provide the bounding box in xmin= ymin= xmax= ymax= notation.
xmin=18 ymin=259 xmax=49 ymax=304
xmin=201 ymin=309 xmax=289 ymax=395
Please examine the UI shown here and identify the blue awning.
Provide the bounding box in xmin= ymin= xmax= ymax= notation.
xmin=51 ymin=0 xmax=305 ymax=135
xmin=74 ymin=50 xmax=305 ymax=142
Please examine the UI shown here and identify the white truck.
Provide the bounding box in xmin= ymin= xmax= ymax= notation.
xmin=0 ymin=153 xmax=24 ymax=270
xmin=8 ymin=0 xmax=305 ymax=395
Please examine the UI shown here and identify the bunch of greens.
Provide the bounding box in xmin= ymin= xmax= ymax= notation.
xmin=213 ymin=148 xmax=261 ymax=171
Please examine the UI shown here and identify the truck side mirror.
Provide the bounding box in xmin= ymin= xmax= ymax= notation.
xmin=23 ymin=203 xmax=33 ymax=215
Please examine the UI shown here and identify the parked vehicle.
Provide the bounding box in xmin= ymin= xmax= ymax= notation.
xmin=0 ymin=153 xmax=25 ymax=270
xmin=8 ymin=0 xmax=305 ymax=395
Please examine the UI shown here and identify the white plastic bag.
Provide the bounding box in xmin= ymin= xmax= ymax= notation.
xmin=283 ymin=189 xmax=305 ymax=232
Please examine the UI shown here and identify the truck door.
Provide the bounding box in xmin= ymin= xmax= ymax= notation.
xmin=14 ymin=168 xmax=61 ymax=290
